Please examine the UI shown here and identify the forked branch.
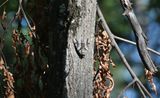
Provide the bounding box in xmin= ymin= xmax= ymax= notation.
xmin=97 ymin=5 xmax=152 ymax=98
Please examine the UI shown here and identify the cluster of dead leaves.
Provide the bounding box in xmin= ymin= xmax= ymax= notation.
xmin=0 ymin=8 xmax=14 ymax=98
xmin=145 ymin=69 xmax=157 ymax=95
xmin=0 ymin=57 xmax=14 ymax=98
xmin=93 ymin=29 xmax=115 ymax=98
xmin=12 ymin=29 xmax=32 ymax=57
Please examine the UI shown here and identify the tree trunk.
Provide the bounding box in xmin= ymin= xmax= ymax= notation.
xmin=34 ymin=0 xmax=96 ymax=98
xmin=65 ymin=0 xmax=96 ymax=98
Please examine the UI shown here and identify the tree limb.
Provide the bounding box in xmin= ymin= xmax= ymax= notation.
xmin=97 ymin=5 xmax=152 ymax=98
xmin=19 ymin=0 xmax=36 ymax=37
xmin=0 ymin=0 xmax=8 ymax=8
xmin=117 ymin=79 xmax=136 ymax=98
xmin=136 ymin=82 xmax=146 ymax=98
xmin=114 ymin=35 xmax=160 ymax=56
xmin=120 ymin=0 xmax=157 ymax=73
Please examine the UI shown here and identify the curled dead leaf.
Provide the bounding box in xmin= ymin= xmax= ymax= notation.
xmin=145 ymin=69 xmax=157 ymax=95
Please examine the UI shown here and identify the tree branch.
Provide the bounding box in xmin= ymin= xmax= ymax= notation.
xmin=97 ymin=5 xmax=152 ymax=98
xmin=117 ymin=79 xmax=136 ymax=98
xmin=114 ymin=36 xmax=160 ymax=56
xmin=120 ymin=0 xmax=157 ymax=73
xmin=2 ymin=0 xmax=21 ymax=32
xmin=1 ymin=0 xmax=36 ymax=37
xmin=136 ymin=82 xmax=146 ymax=98
xmin=0 ymin=0 xmax=8 ymax=8
xmin=19 ymin=0 xmax=36 ymax=37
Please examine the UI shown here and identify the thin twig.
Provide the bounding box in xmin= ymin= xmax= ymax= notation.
xmin=136 ymin=82 xmax=146 ymax=98
xmin=6 ymin=0 xmax=36 ymax=38
xmin=19 ymin=0 xmax=36 ymax=37
xmin=0 ymin=0 xmax=8 ymax=8
xmin=19 ymin=0 xmax=32 ymax=31
xmin=1 ymin=0 xmax=21 ymax=32
xmin=117 ymin=79 xmax=136 ymax=98
xmin=97 ymin=5 xmax=152 ymax=98
xmin=137 ymin=79 xmax=153 ymax=97
xmin=114 ymin=36 xmax=160 ymax=56
xmin=2 ymin=0 xmax=36 ymax=37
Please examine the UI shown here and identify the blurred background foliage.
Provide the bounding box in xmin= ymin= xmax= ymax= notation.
xmin=0 ymin=0 xmax=160 ymax=98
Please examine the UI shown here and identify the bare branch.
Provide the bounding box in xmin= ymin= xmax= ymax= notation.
xmin=117 ymin=79 xmax=136 ymax=98
xmin=120 ymin=0 xmax=157 ymax=73
xmin=1 ymin=0 xmax=21 ymax=32
xmin=114 ymin=36 xmax=160 ymax=56
xmin=1 ymin=0 xmax=36 ymax=38
xmin=136 ymin=82 xmax=146 ymax=98
xmin=97 ymin=5 xmax=152 ymax=98
xmin=0 ymin=0 xmax=8 ymax=8
xmin=19 ymin=0 xmax=36 ymax=37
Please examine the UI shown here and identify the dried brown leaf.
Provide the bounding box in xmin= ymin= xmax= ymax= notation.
xmin=145 ymin=69 xmax=157 ymax=95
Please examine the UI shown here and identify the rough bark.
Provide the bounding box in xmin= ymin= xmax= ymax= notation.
xmin=65 ymin=0 xmax=96 ymax=98
xmin=33 ymin=0 xmax=96 ymax=98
